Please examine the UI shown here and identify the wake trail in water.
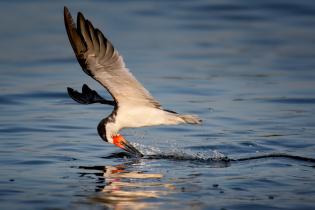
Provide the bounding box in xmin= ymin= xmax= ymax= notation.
xmin=233 ymin=153 xmax=315 ymax=163
xmin=128 ymin=143 xmax=315 ymax=165
xmin=132 ymin=143 xmax=229 ymax=161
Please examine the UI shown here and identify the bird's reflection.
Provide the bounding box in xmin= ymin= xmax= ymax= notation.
xmin=79 ymin=154 xmax=174 ymax=209
xmin=78 ymin=151 xmax=230 ymax=209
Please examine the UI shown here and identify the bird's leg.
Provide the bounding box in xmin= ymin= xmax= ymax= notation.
xmin=67 ymin=84 xmax=116 ymax=106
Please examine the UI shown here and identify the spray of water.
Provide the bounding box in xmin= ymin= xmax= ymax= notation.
xmin=132 ymin=142 xmax=229 ymax=161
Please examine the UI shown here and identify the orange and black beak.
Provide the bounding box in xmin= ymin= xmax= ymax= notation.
xmin=113 ymin=135 xmax=143 ymax=157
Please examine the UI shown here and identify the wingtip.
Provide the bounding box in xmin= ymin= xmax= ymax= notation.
xmin=64 ymin=6 xmax=88 ymax=69
xmin=77 ymin=12 xmax=85 ymax=23
xmin=77 ymin=11 xmax=86 ymax=33
xmin=82 ymin=83 xmax=88 ymax=89
xmin=64 ymin=6 xmax=71 ymax=19
xmin=64 ymin=6 xmax=84 ymax=22
xmin=82 ymin=84 xmax=91 ymax=93
xmin=64 ymin=6 xmax=68 ymax=13
xmin=63 ymin=6 xmax=73 ymax=27
xmin=67 ymin=87 xmax=74 ymax=93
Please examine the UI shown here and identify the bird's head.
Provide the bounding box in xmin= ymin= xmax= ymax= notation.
xmin=97 ymin=118 xmax=143 ymax=157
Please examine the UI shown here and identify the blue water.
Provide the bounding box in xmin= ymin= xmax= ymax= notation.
xmin=1 ymin=0 xmax=315 ymax=209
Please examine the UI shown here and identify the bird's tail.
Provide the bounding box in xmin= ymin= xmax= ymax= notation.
xmin=179 ymin=114 xmax=202 ymax=124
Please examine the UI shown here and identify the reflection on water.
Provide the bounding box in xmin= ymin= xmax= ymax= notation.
xmin=79 ymin=160 xmax=172 ymax=209
xmin=78 ymin=153 xmax=315 ymax=210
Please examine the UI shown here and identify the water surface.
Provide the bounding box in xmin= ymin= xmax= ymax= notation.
xmin=0 ymin=0 xmax=315 ymax=209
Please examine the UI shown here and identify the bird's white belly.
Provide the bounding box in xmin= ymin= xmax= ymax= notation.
xmin=116 ymin=107 xmax=170 ymax=129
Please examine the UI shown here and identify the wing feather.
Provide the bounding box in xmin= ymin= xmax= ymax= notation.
xmin=87 ymin=20 xmax=99 ymax=55
xmin=64 ymin=7 xmax=161 ymax=108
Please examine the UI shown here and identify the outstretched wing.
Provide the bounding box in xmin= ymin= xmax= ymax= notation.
xmin=64 ymin=7 xmax=161 ymax=108
xmin=67 ymin=84 xmax=116 ymax=105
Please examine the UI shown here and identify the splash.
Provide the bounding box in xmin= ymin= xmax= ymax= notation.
xmin=131 ymin=143 xmax=230 ymax=162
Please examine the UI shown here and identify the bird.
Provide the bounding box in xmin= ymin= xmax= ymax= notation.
xmin=64 ymin=7 xmax=201 ymax=157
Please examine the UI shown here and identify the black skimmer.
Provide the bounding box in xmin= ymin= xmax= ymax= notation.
xmin=64 ymin=7 xmax=201 ymax=157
